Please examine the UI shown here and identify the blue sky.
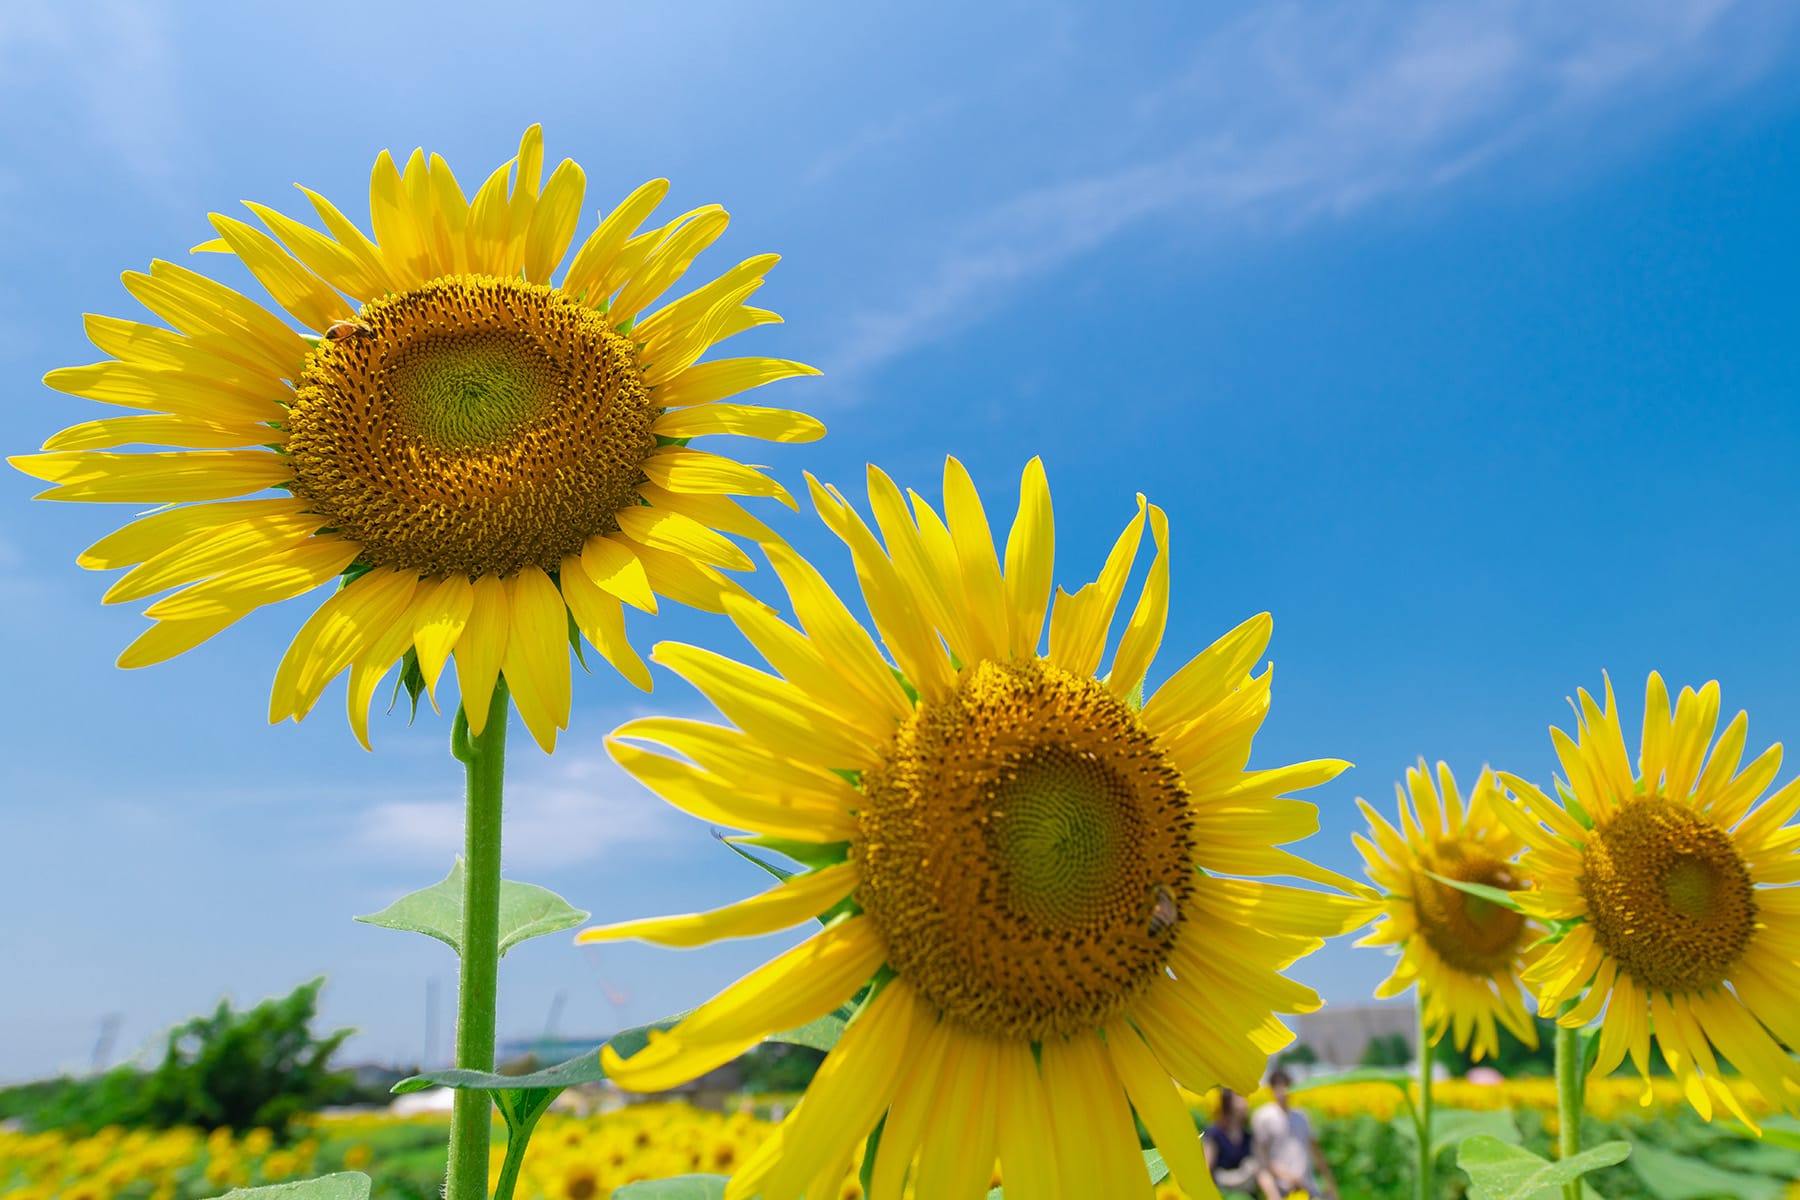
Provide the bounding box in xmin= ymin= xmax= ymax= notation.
xmin=3 ymin=0 xmax=1799 ymax=1082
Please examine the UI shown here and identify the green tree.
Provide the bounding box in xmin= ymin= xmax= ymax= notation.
xmin=1358 ymin=1032 xmax=1413 ymax=1068
xmin=11 ymin=977 xmax=354 ymax=1137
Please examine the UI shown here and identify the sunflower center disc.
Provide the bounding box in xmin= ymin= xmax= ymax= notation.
xmin=855 ymin=659 xmax=1196 ymax=1041
xmin=1412 ymin=845 xmax=1527 ymax=976
xmin=287 ymin=275 xmax=656 ymax=578
xmin=1580 ymin=795 xmax=1757 ymax=992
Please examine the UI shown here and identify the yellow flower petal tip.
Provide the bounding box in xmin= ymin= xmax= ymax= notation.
xmin=17 ymin=127 xmax=819 ymax=747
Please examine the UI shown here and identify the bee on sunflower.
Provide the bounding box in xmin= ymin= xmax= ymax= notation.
xmin=577 ymin=457 xmax=1368 ymax=1200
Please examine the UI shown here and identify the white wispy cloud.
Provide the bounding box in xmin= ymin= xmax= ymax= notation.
xmin=0 ymin=0 xmax=190 ymax=196
xmin=352 ymin=743 xmax=689 ymax=871
xmin=828 ymin=0 xmax=1794 ymax=377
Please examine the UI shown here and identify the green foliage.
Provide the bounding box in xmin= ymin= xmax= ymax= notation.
xmin=1276 ymin=1041 xmax=1319 ymax=1067
xmin=1359 ymin=1032 xmax=1414 ymax=1068
xmin=1434 ymin=1016 xmax=1557 ymax=1077
xmin=1457 ymin=1135 xmax=1630 ymax=1199
xmin=5 ymin=978 xmax=353 ymax=1137
xmin=216 ymin=1173 xmax=372 ymax=1200
xmin=735 ymin=1042 xmax=825 ymax=1093
xmin=611 ymin=1178 xmax=729 ymax=1199
xmin=354 ymin=860 xmax=589 ymax=958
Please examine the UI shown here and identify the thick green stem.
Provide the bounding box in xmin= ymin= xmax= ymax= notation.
xmin=1416 ymin=998 xmax=1434 ymax=1200
xmin=1555 ymin=1021 xmax=1585 ymax=1200
xmin=445 ymin=680 xmax=509 ymax=1200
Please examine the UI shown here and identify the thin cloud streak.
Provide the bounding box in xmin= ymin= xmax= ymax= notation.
xmin=827 ymin=0 xmax=1794 ymax=378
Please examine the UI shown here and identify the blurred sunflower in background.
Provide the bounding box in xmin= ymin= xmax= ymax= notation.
xmin=577 ymin=457 xmax=1367 ymax=1200
xmin=1497 ymin=673 xmax=1800 ymax=1123
xmin=1353 ymin=760 xmax=1541 ymax=1062
xmin=10 ymin=125 xmax=820 ymax=750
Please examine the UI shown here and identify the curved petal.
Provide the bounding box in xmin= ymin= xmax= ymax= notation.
xmin=577 ymin=861 xmax=858 ymax=948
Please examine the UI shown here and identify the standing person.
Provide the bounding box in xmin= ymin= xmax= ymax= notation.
xmin=1251 ymin=1069 xmax=1339 ymax=1200
xmin=1206 ymin=1089 xmax=1283 ymax=1200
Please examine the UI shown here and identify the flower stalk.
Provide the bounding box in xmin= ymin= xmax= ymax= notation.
xmin=1554 ymin=1020 xmax=1585 ymax=1200
xmin=1416 ymin=998 xmax=1435 ymax=1200
xmin=445 ymin=680 xmax=510 ymax=1200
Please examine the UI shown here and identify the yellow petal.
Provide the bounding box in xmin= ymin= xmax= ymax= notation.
xmin=720 ymin=593 xmax=894 ymax=744
xmin=366 ymin=149 xmax=431 ymax=287
xmin=1040 ymin=1032 xmax=1148 ymax=1199
xmin=1107 ymin=503 xmax=1170 ymax=698
xmin=615 ymin=505 xmax=754 ymax=572
xmin=911 ymin=1027 xmax=1000 ymax=1200
xmin=632 ymin=543 xmax=750 ymax=614
xmin=1106 ymin=1022 xmax=1218 ymax=1200
xmin=523 ymin=158 xmax=585 ymax=283
xmin=652 ymin=357 xmax=821 ymax=410
xmin=130 ymin=259 xmax=313 ymax=378
xmin=559 ymin=553 xmax=652 ymax=691
xmin=104 ymin=509 xmax=324 ymax=604
xmin=642 ymin=447 xmax=796 ymax=508
xmin=42 ymin=360 xmax=287 ymax=425
xmin=296 ymin=184 xmax=404 ymax=296
xmin=870 ymin=1019 xmax=956 ymax=1200
xmin=411 ymin=574 xmax=475 ymax=701
xmin=141 ymin=537 xmax=357 ymax=621
xmin=605 ymin=737 xmax=854 ymax=842
xmin=241 ymin=199 xmax=384 ymax=300
xmin=207 ymin=214 xmax=354 ymax=332
xmin=611 ymin=716 xmax=863 ymax=810
xmin=650 ymin=403 xmax=824 ymax=443
xmin=1140 ymin=612 xmax=1273 ymax=734
xmin=344 ymin=577 xmax=425 ymax=750
xmin=992 ymin=1038 xmax=1063 ymax=1200
xmin=272 ymin=566 xmax=420 ymax=721
xmin=764 ymin=541 xmax=914 ymax=724
xmin=578 ymin=862 xmax=858 ymax=949
xmin=1001 ymin=456 xmax=1055 ymax=659
xmin=612 ymin=207 xmax=729 ymax=320
xmin=453 ymin=574 xmax=510 ymax=735
xmin=581 ymin=534 xmax=658 ymax=613
xmin=1047 ymin=494 xmax=1146 ymax=679
xmin=761 ymin=982 xmax=925 ymax=1200
xmin=500 ymin=566 xmax=571 ymax=753
xmin=600 ymin=917 xmax=884 ymax=1094
xmin=116 ymin=611 xmax=242 ymax=669
xmin=14 ymin=450 xmax=291 ymax=504
xmin=42 ymin=413 xmax=274 ymax=452
xmin=650 ymin=642 xmax=877 ymax=769
xmin=77 ymin=497 xmax=312 ymax=570
xmin=560 ymin=178 xmax=670 ymax=302
xmin=941 ymin=457 xmax=1010 ymax=666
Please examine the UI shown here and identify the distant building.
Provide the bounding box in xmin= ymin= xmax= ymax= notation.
xmin=1289 ymin=1001 xmax=1416 ymax=1069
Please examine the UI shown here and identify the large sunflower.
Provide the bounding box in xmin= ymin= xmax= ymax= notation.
xmin=577 ymin=458 xmax=1365 ymax=1200
xmin=1497 ymin=673 xmax=1800 ymax=1122
xmin=1353 ymin=760 xmax=1541 ymax=1062
xmin=10 ymin=126 xmax=819 ymax=751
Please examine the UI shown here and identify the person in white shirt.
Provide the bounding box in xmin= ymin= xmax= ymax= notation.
xmin=1250 ymin=1069 xmax=1338 ymax=1200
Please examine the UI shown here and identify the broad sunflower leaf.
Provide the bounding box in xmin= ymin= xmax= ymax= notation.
xmin=1627 ymin=1140 xmax=1785 ymax=1200
xmin=1422 ymin=870 xmax=1524 ymax=913
xmin=1391 ymin=1107 xmax=1522 ymax=1159
xmin=611 ymin=1178 xmax=727 ymax=1200
xmin=213 ymin=1174 xmax=371 ymax=1200
xmin=355 ymin=859 xmax=589 ymax=958
xmin=1457 ymin=1135 xmax=1629 ymax=1200
xmin=392 ymin=1006 xmax=853 ymax=1094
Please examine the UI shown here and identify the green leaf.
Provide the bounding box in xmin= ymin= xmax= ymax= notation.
xmin=611 ymin=1178 xmax=727 ymax=1200
xmin=1428 ymin=1108 xmax=1521 ymax=1159
xmin=355 ymin=860 xmax=589 ymax=958
xmin=1422 ymin=870 xmax=1525 ymax=913
xmin=1745 ymin=1116 xmax=1800 ymax=1152
xmin=1457 ymin=1135 xmax=1630 ymax=1200
xmin=393 ymin=1007 xmax=850 ymax=1095
xmin=214 ymin=1173 xmax=371 ymax=1200
xmin=1626 ymin=1139 xmax=1785 ymax=1200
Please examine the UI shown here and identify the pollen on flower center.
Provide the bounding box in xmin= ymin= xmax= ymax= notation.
xmin=286 ymin=274 xmax=656 ymax=578
xmin=1580 ymin=795 xmax=1757 ymax=993
xmin=854 ymin=658 xmax=1196 ymax=1041
xmin=1412 ymin=846 xmax=1527 ymax=976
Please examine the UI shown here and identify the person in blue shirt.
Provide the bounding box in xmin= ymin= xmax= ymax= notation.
xmin=1206 ymin=1088 xmax=1282 ymax=1200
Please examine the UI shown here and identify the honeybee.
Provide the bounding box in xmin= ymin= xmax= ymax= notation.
xmin=324 ymin=320 xmax=375 ymax=341
xmin=1147 ymin=881 xmax=1179 ymax=937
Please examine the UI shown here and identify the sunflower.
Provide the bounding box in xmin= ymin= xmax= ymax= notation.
xmin=10 ymin=126 xmax=820 ymax=751
xmin=576 ymin=458 xmax=1366 ymax=1200
xmin=1497 ymin=673 xmax=1800 ymax=1123
xmin=1353 ymin=760 xmax=1541 ymax=1062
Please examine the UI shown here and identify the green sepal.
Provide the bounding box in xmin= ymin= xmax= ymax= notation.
xmin=1579 ymin=1023 xmax=1602 ymax=1079
xmin=354 ymin=859 xmax=590 ymax=958
xmin=566 ymin=606 xmax=590 ymax=673
xmin=891 ymin=667 xmax=920 ymax=705
xmin=713 ymin=833 xmax=793 ymax=882
xmin=1422 ymin=870 xmax=1525 ymax=913
xmin=1123 ymin=674 xmax=1145 ymax=712
xmin=653 ymin=434 xmax=692 ymax=448
xmin=1525 ymin=916 xmax=1584 ymax=952
xmin=386 ymin=647 xmax=428 ymax=722
xmin=213 ymin=1173 xmax=371 ymax=1200
xmin=728 ymin=835 xmax=853 ymax=871
xmin=611 ymin=1178 xmax=727 ymax=1200
xmin=1457 ymin=1135 xmax=1629 ymax=1200
xmin=1554 ymin=776 xmax=1595 ymax=829
xmin=716 ymin=835 xmax=861 ymax=924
